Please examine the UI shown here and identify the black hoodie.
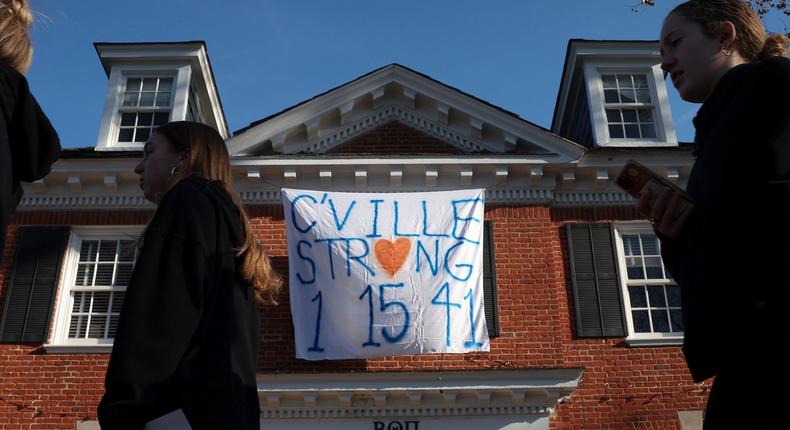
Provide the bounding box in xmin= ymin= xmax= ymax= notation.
xmin=98 ymin=176 xmax=261 ymax=430
xmin=0 ymin=63 xmax=60 ymax=260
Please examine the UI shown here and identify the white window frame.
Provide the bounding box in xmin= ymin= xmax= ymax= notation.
xmin=96 ymin=64 xmax=191 ymax=151
xmin=584 ymin=61 xmax=677 ymax=147
xmin=45 ymin=226 xmax=144 ymax=353
xmin=613 ymin=222 xmax=683 ymax=347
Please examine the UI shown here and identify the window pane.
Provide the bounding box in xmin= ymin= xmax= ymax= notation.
xmin=98 ymin=241 xmax=117 ymax=262
xmin=154 ymin=112 xmax=170 ymax=126
xmin=79 ymin=241 xmax=98 ymax=261
xmin=111 ymin=292 xmax=125 ymax=313
xmin=137 ymin=112 xmax=153 ymax=126
xmin=68 ymin=315 xmax=84 ymax=338
xmin=155 ymin=92 xmax=171 ymax=107
xmin=645 ymin=257 xmax=664 ymax=278
xmin=76 ymin=264 xmax=94 ymax=286
xmin=92 ymin=292 xmax=111 ymax=313
xmin=622 ymin=110 xmax=637 ymax=122
xmin=632 ymin=310 xmax=651 ymax=332
xmin=619 ymin=89 xmax=636 ymax=103
xmin=622 ymin=235 xmax=641 ymax=256
xmin=120 ymin=113 xmax=137 ymax=127
xmin=617 ymin=74 xmax=633 ymax=88
xmin=122 ymin=93 xmax=139 ymax=107
xmin=72 ymin=291 xmax=87 ymax=312
xmin=135 ymin=128 xmax=151 ymax=143
xmin=88 ymin=316 xmax=107 ymax=338
xmin=119 ymin=240 xmax=136 ymax=261
xmin=602 ymin=75 xmax=617 ymax=88
xmin=635 ymin=89 xmax=651 ymax=103
xmin=158 ymin=78 xmax=173 ymax=92
xmin=624 ymin=124 xmax=640 ymax=138
xmin=142 ymin=78 xmax=157 ymax=91
xmin=609 ymin=124 xmax=624 ymax=139
xmin=604 ymin=89 xmax=619 ymax=103
xmin=626 ymin=256 xmax=644 ymax=279
xmin=667 ymin=286 xmax=681 ymax=307
xmin=126 ymin=78 xmax=141 ymax=91
xmin=633 ymin=75 xmax=648 ymax=88
xmin=637 ymin=110 xmax=653 ymax=122
xmin=118 ymin=128 xmax=134 ymax=142
xmin=651 ymin=310 xmax=670 ymax=332
xmin=647 ymin=285 xmax=667 ymax=307
xmin=670 ymin=309 xmax=684 ymax=332
xmin=606 ymin=109 xmax=621 ymax=123
xmin=629 ymin=286 xmax=647 ymax=307
xmin=139 ymin=92 xmax=155 ymax=107
xmin=108 ymin=315 xmax=120 ymax=338
xmin=115 ymin=263 xmax=134 ymax=286
xmin=95 ymin=264 xmax=114 ymax=286
xmin=641 ymin=235 xmax=658 ymax=255
xmin=641 ymin=124 xmax=657 ymax=139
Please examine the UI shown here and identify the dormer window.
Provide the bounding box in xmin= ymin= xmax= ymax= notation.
xmin=602 ymin=74 xmax=657 ymax=140
xmin=117 ymin=77 xmax=172 ymax=143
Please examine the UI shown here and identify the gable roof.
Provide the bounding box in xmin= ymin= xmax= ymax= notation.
xmin=227 ymin=64 xmax=585 ymax=163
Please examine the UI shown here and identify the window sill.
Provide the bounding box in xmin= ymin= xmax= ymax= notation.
xmin=625 ymin=337 xmax=683 ymax=347
xmin=43 ymin=344 xmax=113 ymax=354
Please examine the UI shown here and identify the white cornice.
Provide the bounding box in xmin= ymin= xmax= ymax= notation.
xmin=17 ymin=151 xmax=694 ymax=209
xmin=227 ymin=65 xmax=584 ymax=162
xmin=257 ymin=369 xmax=582 ymax=419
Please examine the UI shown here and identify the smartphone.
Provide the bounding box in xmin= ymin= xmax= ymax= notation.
xmin=615 ymin=160 xmax=694 ymax=210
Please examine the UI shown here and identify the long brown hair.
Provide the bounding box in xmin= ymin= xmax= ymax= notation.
xmin=670 ymin=0 xmax=789 ymax=61
xmin=0 ymin=0 xmax=33 ymax=73
xmin=155 ymin=121 xmax=282 ymax=305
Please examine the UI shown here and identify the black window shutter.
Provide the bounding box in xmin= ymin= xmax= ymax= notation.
xmin=566 ymin=223 xmax=626 ymax=338
xmin=0 ymin=226 xmax=70 ymax=343
xmin=483 ymin=220 xmax=500 ymax=337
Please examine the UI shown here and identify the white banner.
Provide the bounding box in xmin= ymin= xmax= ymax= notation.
xmin=282 ymin=188 xmax=489 ymax=360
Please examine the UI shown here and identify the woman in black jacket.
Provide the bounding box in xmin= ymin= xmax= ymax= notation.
xmin=642 ymin=1 xmax=790 ymax=428
xmin=0 ymin=0 xmax=60 ymax=260
xmin=98 ymin=122 xmax=282 ymax=429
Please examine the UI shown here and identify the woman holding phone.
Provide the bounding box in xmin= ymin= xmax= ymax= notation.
xmin=98 ymin=121 xmax=281 ymax=429
xmin=641 ymin=0 xmax=790 ymax=427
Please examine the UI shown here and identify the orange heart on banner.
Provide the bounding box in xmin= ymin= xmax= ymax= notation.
xmin=374 ymin=238 xmax=411 ymax=277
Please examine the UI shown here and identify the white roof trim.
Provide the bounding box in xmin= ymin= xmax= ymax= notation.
xmin=227 ymin=65 xmax=584 ymax=162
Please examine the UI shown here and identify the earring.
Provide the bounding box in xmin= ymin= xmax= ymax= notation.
xmin=721 ymin=47 xmax=732 ymax=56
xmin=170 ymin=166 xmax=178 ymax=176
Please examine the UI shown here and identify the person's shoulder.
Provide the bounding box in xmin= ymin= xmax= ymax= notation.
xmin=752 ymin=56 xmax=790 ymax=82
xmin=159 ymin=176 xmax=216 ymax=214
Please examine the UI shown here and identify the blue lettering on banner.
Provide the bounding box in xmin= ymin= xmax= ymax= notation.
xmin=451 ymin=198 xmax=482 ymax=244
xmin=393 ymin=201 xmax=419 ymax=237
xmin=358 ymin=284 xmax=382 ymax=348
xmin=416 ymin=240 xmax=440 ymax=276
xmin=366 ymin=199 xmax=384 ymax=238
xmin=291 ymin=194 xmax=318 ymax=233
xmin=464 ymin=288 xmax=484 ymax=347
xmin=379 ymin=283 xmax=410 ymax=342
xmin=444 ymin=241 xmax=475 ymax=282
xmin=309 ymin=290 xmax=324 ymax=352
xmin=422 ymin=200 xmax=449 ymax=237
xmin=296 ymin=240 xmax=316 ymax=284
xmin=431 ymin=282 xmax=462 ymax=346
xmin=328 ymin=198 xmax=357 ymax=231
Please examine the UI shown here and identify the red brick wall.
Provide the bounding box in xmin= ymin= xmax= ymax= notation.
xmin=0 ymin=204 xmax=708 ymax=429
xmin=327 ymin=121 xmax=467 ymax=155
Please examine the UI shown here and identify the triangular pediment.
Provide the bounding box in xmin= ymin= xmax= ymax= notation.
xmin=227 ymin=64 xmax=584 ymax=162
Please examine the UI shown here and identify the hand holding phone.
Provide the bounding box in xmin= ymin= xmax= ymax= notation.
xmin=615 ymin=160 xmax=694 ymax=238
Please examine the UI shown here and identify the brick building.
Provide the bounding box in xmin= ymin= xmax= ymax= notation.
xmin=0 ymin=40 xmax=706 ymax=429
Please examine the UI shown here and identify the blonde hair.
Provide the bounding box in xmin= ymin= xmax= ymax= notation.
xmin=0 ymin=0 xmax=33 ymax=73
xmin=155 ymin=121 xmax=283 ymax=305
xmin=670 ymin=0 xmax=789 ymax=61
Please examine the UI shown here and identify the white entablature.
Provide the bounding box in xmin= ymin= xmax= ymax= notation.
xmin=227 ymin=64 xmax=585 ymax=162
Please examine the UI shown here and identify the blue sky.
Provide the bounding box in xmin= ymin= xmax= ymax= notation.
xmin=24 ymin=0 xmax=789 ymax=148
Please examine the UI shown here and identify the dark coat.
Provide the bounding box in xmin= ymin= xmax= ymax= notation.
xmin=98 ymin=176 xmax=261 ymax=430
xmin=0 ymin=63 xmax=60 ymax=259
xmin=659 ymin=56 xmax=790 ymax=382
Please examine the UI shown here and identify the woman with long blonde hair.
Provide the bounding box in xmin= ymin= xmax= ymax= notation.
xmin=0 ymin=0 xmax=60 ymax=260
xmin=98 ymin=121 xmax=281 ymax=429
